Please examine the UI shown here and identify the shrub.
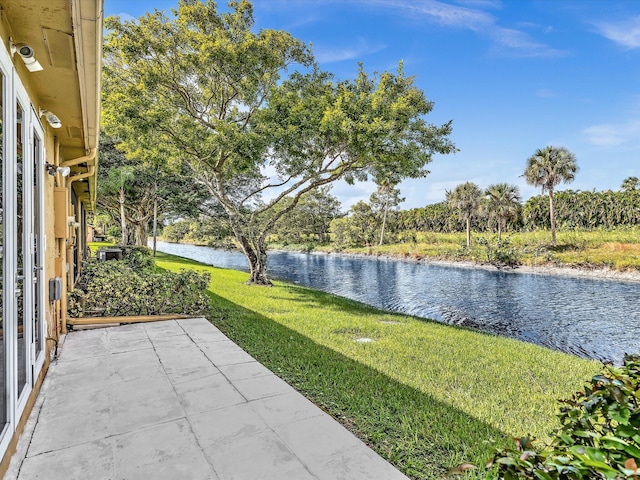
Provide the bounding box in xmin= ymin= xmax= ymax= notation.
xmin=70 ymin=250 xmax=210 ymax=317
xmin=477 ymin=236 xmax=521 ymax=269
xmin=485 ymin=355 xmax=640 ymax=479
xmin=118 ymin=245 xmax=155 ymax=270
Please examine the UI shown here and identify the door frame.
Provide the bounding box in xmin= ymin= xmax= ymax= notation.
xmin=0 ymin=39 xmax=47 ymax=459
xmin=14 ymin=71 xmax=34 ymax=418
xmin=0 ymin=34 xmax=14 ymax=459
xmin=30 ymin=112 xmax=45 ymax=378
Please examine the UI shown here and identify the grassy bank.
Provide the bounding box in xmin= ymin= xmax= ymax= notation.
xmin=311 ymin=229 xmax=640 ymax=271
xmin=155 ymin=251 xmax=599 ymax=479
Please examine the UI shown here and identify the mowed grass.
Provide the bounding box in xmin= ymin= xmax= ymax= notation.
xmin=87 ymin=241 xmax=114 ymax=254
xmin=155 ymin=252 xmax=599 ymax=479
xmin=329 ymin=229 xmax=640 ymax=270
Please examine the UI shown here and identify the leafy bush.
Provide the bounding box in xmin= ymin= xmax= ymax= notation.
xmin=70 ymin=248 xmax=210 ymax=317
xmin=118 ymin=245 xmax=155 ymax=270
xmin=485 ymin=355 xmax=640 ymax=479
xmin=477 ymin=236 xmax=521 ymax=269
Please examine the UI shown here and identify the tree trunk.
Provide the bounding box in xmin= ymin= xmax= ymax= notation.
xmin=235 ymin=233 xmax=272 ymax=286
xmin=497 ymin=221 xmax=502 ymax=241
xmin=152 ymin=197 xmax=158 ymax=257
xmin=134 ymin=223 xmax=148 ymax=247
xmin=548 ymin=190 xmax=556 ymax=247
xmin=119 ymin=188 xmax=127 ymax=246
xmin=466 ymin=217 xmax=471 ymax=248
xmin=248 ymin=246 xmax=271 ymax=285
xmin=125 ymin=228 xmax=136 ymax=246
xmin=379 ymin=201 xmax=388 ymax=246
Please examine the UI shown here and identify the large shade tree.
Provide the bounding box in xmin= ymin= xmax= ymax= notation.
xmin=523 ymin=146 xmax=577 ymax=246
xmin=97 ymin=134 xmax=207 ymax=248
xmin=447 ymin=182 xmax=483 ymax=248
xmin=102 ymin=0 xmax=456 ymax=284
xmin=483 ymin=183 xmax=521 ymax=240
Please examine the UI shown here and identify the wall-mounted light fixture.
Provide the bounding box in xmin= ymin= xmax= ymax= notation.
xmin=9 ymin=39 xmax=43 ymax=72
xmin=39 ymin=108 xmax=62 ymax=129
xmin=45 ymin=162 xmax=70 ymax=177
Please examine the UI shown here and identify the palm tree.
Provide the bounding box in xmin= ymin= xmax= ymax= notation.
xmin=621 ymin=176 xmax=639 ymax=191
xmin=483 ymin=183 xmax=521 ymax=240
xmin=523 ymin=146 xmax=578 ymax=246
xmin=447 ymin=182 xmax=483 ymax=248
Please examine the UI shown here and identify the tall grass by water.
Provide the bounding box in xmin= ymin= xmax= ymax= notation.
xmin=319 ymin=229 xmax=640 ymax=270
xmin=155 ymin=252 xmax=599 ymax=479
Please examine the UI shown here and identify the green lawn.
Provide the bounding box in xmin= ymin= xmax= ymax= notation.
xmin=155 ymin=252 xmax=599 ymax=479
xmin=88 ymin=241 xmax=114 ymax=253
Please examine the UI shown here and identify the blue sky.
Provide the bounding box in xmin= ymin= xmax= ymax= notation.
xmin=104 ymin=0 xmax=640 ymax=209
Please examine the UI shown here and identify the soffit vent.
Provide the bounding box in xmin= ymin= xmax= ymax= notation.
xmin=66 ymin=125 xmax=83 ymax=139
xmin=43 ymin=28 xmax=76 ymax=69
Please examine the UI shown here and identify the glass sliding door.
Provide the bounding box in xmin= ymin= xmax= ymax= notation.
xmin=0 ymin=64 xmax=6 ymax=437
xmin=0 ymin=42 xmax=12 ymax=460
xmin=0 ymin=35 xmax=47 ymax=461
xmin=14 ymin=101 xmax=26 ymax=399
xmin=31 ymin=117 xmax=44 ymax=376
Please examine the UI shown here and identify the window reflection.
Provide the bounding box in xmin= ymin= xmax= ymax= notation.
xmin=0 ymin=73 xmax=5 ymax=427
xmin=16 ymin=101 xmax=26 ymax=394
xmin=33 ymin=134 xmax=41 ymax=358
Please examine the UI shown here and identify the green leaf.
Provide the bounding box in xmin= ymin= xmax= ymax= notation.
xmin=533 ymin=471 xmax=553 ymax=480
xmin=592 ymin=375 xmax=611 ymax=385
xmin=600 ymin=436 xmax=628 ymax=446
xmin=609 ymin=407 xmax=631 ymax=425
xmin=622 ymin=443 xmax=640 ymax=459
xmin=609 ymin=386 xmax=626 ymax=404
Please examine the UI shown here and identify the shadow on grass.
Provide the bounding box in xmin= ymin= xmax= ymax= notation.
xmin=204 ymin=289 xmax=507 ymax=480
xmin=548 ymin=243 xmax=581 ymax=253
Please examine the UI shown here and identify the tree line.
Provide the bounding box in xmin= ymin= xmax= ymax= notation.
xmin=97 ymin=129 xmax=638 ymax=253
xmin=136 ymin=171 xmax=639 ymax=251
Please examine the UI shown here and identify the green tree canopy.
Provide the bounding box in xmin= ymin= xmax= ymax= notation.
xmin=102 ymin=0 xmax=456 ymax=284
xmin=483 ymin=183 xmax=521 ymax=240
xmin=524 ymin=146 xmax=577 ymax=246
xmin=270 ymin=187 xmax=343 ymax=244
xmin=447 ymin=182 xmax=483 ymax=248
xmin=97 ymin=134 xmax=208 ymax=246
xmin=621 ymin=176 xmax=639 ymax=191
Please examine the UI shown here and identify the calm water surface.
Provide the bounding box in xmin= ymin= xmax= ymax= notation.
xmin=156 ymin=241 xmax=640 ymax=363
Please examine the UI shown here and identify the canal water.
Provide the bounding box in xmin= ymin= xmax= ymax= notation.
xmin=156 ymin=241 xmax=639 ymax=364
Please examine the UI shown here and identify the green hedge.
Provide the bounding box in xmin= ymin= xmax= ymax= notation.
xmin=69 ymin=246 xmax=210 ymax=317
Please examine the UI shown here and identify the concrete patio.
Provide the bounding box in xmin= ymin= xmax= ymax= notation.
xmin=5 ymin=318 xmax=408 ymax=479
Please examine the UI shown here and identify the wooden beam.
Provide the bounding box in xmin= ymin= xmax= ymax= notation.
xmin=67 ymin=314 xmax=191 ymax=326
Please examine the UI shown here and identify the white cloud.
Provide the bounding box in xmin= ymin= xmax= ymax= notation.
xmin=583 ymin=121 xmax=640 ymax=146
xmin=536 ymin=88 xmax=558 ymax=98
xmin=112 ymin=12 xmax=136 ymax=22
xmin=452 ymin=0 xmax=502 ymax=9
xmin=516 ymin=21 xmax=554 ymax=34
xmin=330 ymin=179 xmax=376 ymax=210
xmin=491 ymin=28 xmax=567 ymax=57
xmin=314 ymin=38 xmax=387 ymax=63
xmin=594 ymin=16 xmax=640 ymax=48
xmin=367 ymin=0 xmax=563 ymax=58
xmin=372 ymin=0 xmax=493 ymax=31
